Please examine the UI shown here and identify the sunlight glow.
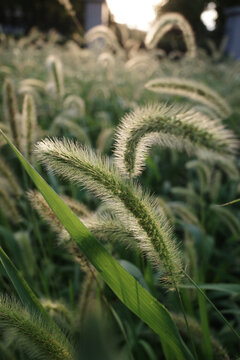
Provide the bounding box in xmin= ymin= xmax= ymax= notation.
xmin=201 ymin=2 xmax=218 ymax=31
xmin=106 ymin=0 xmax=165 ymax=31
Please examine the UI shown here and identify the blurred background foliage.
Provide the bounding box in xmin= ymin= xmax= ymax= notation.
xmin=0 ymin=0 xmax=240 ymax=43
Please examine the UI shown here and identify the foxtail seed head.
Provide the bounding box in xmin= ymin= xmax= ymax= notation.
xmin=114 ymin=103 xmax=238 ymax=177
xmin=35 ymin=138 xmax=183 ymax=285
xmin=145 ymin=78 xmax=231 ymax=118
xmin=145 ymin=13 xmax=196 ymax=58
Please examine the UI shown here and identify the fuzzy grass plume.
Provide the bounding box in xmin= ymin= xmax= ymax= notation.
xmin=3 ymin=79 xmax=21 ymax=149
xmin=22 ymin=94 xmax=37 ymax=162
xmin=35 ymin=138 xmax=183 ymax=286
xmin=114 ymin=104 xmax=237 ymax=177
xmin=145 ymin=12 xmax=196 ymax=58
xmin=0 ymin=296 xmax=73 ymax=360
xmin=145 ymin=77 xmax=231 ymax=118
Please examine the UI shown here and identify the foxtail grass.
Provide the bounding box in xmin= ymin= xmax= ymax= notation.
xmin=3 ymin=79 xmax=21 ymax=149
xmin=145 ymin=78 xmax=231 ymax=118
xmin=0 ymin=296 xmax=73 ymax=360
xmin=35 ymin=138 xmax=183 ymax=286
xmin=85 ymin=25 xmax=121 ymax=53
xmin=114 ymin=104 xmax=237 ymax=177
xmin=22 ymin=94 xmax=37 ymax=162
xmin=28 ymin=190 xmax=91 ymax=271
xmin=145 ymin=13 xmax=196 ymax=58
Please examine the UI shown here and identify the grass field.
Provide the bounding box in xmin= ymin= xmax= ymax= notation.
xmin=0 ymin=20 xmax=240 ymax=359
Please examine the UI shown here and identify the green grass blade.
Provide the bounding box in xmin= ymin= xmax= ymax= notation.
xmin=0 ymin=246 xmax=52 ymax=323
xmin=0 ymin=130 xmax=194 ymax=360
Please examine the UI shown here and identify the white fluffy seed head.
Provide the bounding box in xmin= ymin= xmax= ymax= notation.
xmin=35 ymin=137 xmax=183 ymax=285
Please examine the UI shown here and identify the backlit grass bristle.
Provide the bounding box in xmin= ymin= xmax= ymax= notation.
xmin=35 ymin=138 xmax=183 ymax=286
xmin=0 ymin=296 xmax=73 ymax=360
xmin=114 ymin=103 xmax=238 ymax=177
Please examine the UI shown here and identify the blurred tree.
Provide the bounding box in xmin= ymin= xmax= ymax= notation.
xmin=156 ymin=0 xmax=240 ymax=45
xmin=0 ymin=0 xmax=84 ymax=36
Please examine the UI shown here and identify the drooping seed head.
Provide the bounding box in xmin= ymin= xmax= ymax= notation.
xmin=114 ymin=103 xmax=238 ymax=177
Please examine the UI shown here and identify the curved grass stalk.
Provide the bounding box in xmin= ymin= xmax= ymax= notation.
xmin=0 ymin=297 xmax=73 ymax=360
xmin=46 ymin=56 xmax=64 ymax=98
xmin=35 ymin=138 xmax=183 ymax=285
xmin=85 ymin=25 xmax=121 ymax=53
xmin=171 ymin=312 xmax=230 ymax=360
xmin=22 ymin=94 xmax=37 ymax=162
xmin=145 ymin=78 xmax=231 ymax=118
xmin=63 ymin=95 xmax=86 ymax=116
xmin=114 ymin=104 xmax=237 ymax=177
xmin=145 ymin=13 xmax=196 ymax=58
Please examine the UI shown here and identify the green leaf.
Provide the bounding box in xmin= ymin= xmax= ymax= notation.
xmin=0 ymin=246 xmax=51 ymax=323
xmin=0 ymin=130 xmax=193 ymax=360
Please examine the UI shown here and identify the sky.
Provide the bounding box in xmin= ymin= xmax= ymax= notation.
xmin=106 ymin=0 xmax=218 ymax=32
